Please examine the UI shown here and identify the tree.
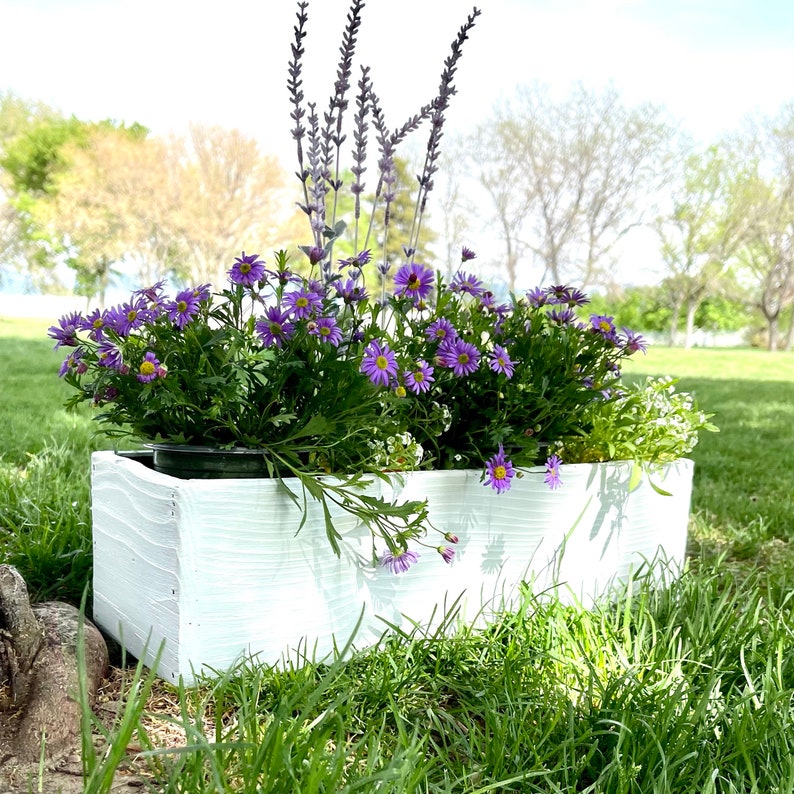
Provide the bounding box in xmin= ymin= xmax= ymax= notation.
xmin=165 ymin=124 xmax=300 ymax=284
xmin=46 ymin=126 xmax=169 ymax=303
xmin=654 ymin=144 xmax=750 ymax=347
xmin=469 ymin=83 xmax=675 ymax=289
xmin=732 ymin=104 xmax=794 ymax=351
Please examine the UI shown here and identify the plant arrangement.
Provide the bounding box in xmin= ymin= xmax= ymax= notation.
xmin=49 ymin=0 xmax=713 ymax=567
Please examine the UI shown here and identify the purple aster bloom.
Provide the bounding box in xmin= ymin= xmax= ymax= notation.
xmin=335 ymin=278 xmax=368 ymax=303
xmin=545 ymin=285 xmax=573 ymax=305
xmin=380 ymin=548 xmax=420 ymax=574
xmin=58 ymin=347 xmax=87 ymax=377
xmin=165 ymin=289 xmax=201 ymax=329
xmin=338 ymin=249 xmax=371 ymax=269
xmin=425 ymin=317 xmax=457 ymax=343
xmin=360 ymin=339 xmax=398 ymax=387
xmin=393 ymin=262 xmax=435 ymax=303
xmin=437 ymin=546 xmax=455 ymax=564
xmin=548 ymin=307 xmax=577 ymax=325
xmin=78 ymin=308 xmax=107 ymax=341
xmin=96 ymin=340 xmax=124 ymax=370
xmin=484 ymin=444 xmax=515 ymax=494
xmin=582 ymin=376 xmax=595 ymax=389
xmin=134 ymin=280 xmax=167 ymax=304
xmin=228 ymin=251 xmax=266 ymax=286
xmin=48 ymin=312 xmax=82 ymax=349
xmin=137 ymin=351 xmax=160 ymax=383
xmin=306 ymin=246 xmax=326 ymax=265
xmin=191 ymin=283 xmax=212 ymax=302
xmin=403 ymin=360 xmax=435 ymax=394
xmin=113 ymin=299 xmax=149 ymax=337
xmin=590 ymin=314 xmax=618 ymax=343
xmin=526 ymin=287 xmax=548 ymax=308
xmin=461 ymin=246 xmax=477 ymax=262
xmin=441 ymin=338 xmax=480 ymax=377
xmin=489 ymin=345 xmax=515 ymax=378
xmin=310 ymin=316 xmax=343 ymax=346
xmin=544 ymin=454 xmax=563 ymax=491
xmin=283 ymin=287 xmax=323 ymax=319
xmin=255 ymin=306 xmax=295 ymax=348
xmin=564 ymin=288 xmax=590 ymax=307
xmin=622 ymin=327 xmax=648 ymax=354
xmin=449 ymin=270 xmax=484 ymax=297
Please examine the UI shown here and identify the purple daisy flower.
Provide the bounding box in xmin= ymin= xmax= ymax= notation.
xmin=544 ymin=454 xmax=563 ymax=491
xmin=283 ymin=287 xmax=323 ymax=319
xmin=360 ymin=339 xmax=398 ymax=387
xmin=484 ymin=444 xmax=515 ymax=494
xmin=113 ymin=299 xmax=149 ymax=337
xmin=622 ymin=327 xmax=648 ymax=355
xmin=338 ymin=249 xmax=371 ymax=269
xmin=96 ymin=340 xmax=124 ymax=370
xmin=425 ymin=318 xmax=457 ymax=343
xmin=192 ymin=283 xmax=212 ymax=302
xmin=461 ymin=246 xmax=477 ymax=262
xmin=310 ymin=316 xmax=343 ymax=346
xmin=393 ymin=262 xmax=435 ymax=302
xmin=228 ymin=251 xmax=266 ymax=286
xmin=403 ymin=360 xmax=435 ymax=394
xmin=564 ymin=288 xmax=590 ymax=307
xmin=78 ymin=309 xmax=107 ymax=341
xmin=166 ymin=289 xmax=201 ymax=330
xmin=437 ymin=546 xmax=455 ymax=564
xmin=58 ymin=347 xmax=87 ymax=377
xmin=380 ymin=548 xmax=420 ymax=574
xmin=334 ymin=278 xmax=368 ymax=303
xmin=545 ymin=285 xmax=573 ymax=305
xmin=489 ymin=345 xmax=515 ymax=378
xmin=525 ymin=287 xmax=548 ymax=308
xmin=48 ymin=312 xmax=82 ymax=349
xmin=548 ymin=307 xmax=577 ymax=325
xmin=590 ymin=314 xmax=618 ymax=343
xmin=441 ymin=338 xmax=480 ymax=377
xmin=255 ymin=306 xmax=295 ymax=348
xmin=449 ymin=270 xmax=484 ymax=297
xmin=136 ymin=351 xmax=160 ymax=383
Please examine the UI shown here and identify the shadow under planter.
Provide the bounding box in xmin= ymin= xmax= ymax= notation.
xmin=91 ymin=451 xmax=694 ymax=685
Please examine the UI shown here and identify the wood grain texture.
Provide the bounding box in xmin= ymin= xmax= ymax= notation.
xmin=91 ymin=452 xmax=693 ymax=684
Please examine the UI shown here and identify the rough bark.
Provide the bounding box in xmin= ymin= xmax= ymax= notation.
xmin=0 ymin=565 xmax=108 ymax=761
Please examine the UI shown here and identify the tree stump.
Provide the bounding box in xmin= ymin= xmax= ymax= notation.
xmin=0 ymin=565 xmax=108 ymax=761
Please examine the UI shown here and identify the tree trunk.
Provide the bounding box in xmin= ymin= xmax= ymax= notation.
xmin=767 ymin=315 xmax=779 ymax=351
xmin=0 ymin=566 xmax=108 ymax=761
xmin=683 ymin=299 xmax=698 ymax=349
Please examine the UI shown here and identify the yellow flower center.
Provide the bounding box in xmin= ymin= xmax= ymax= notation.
xmin=376 ymin=355 xmax=389 ymax=370
xmin=599 ymin=320 xmax=611 ymax=332
xmin=395 ymin=385 xmax=406 ymax=398
xmin=240 ymin=262 xmax=251 ymax=274
xmin=414 ymin=371 xmax=424 ymax=382
xmin=457 ymin=353 xmax=470 ymax=365
xmin=494 ymin=465 xmax=506 ymax=480
xmin=296 ymin=296 xmax=309 ymax=308
xmin=177 ymin=300 xmax=188 ymax=312
xmin=127 ymin=310 xmax=137 ymax=322
xmin=139 ymin=361 xmax=156 ymax=376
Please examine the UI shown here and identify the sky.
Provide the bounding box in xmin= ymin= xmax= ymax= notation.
xmin=1 ymin=0 xmax=793 ymax=288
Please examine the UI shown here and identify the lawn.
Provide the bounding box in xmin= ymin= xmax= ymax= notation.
xmin=2 ymin=324 xmax=794 ymax=792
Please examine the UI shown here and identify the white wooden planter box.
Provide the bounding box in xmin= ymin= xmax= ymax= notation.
xmin=91 ymin=451 xmax=694 ymax=684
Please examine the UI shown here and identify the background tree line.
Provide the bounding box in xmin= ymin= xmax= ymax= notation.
xmin=1 ymin=86 xmax=792 ymax=349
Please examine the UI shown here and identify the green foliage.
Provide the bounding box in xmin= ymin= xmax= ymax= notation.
xmin=588 ymin=286 xmax=752 ymax=334
xmin=75 ymin=566 xmax=794 ymax=792
xmin=554 ymin=376 xmax=718 ymax=477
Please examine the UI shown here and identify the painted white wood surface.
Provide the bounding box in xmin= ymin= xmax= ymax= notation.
xmin=91 ymin=451 xmax=694 ymax=684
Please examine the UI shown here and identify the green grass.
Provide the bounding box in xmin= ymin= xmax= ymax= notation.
xmin=3 ymin=325 xmax=794 ymax=792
